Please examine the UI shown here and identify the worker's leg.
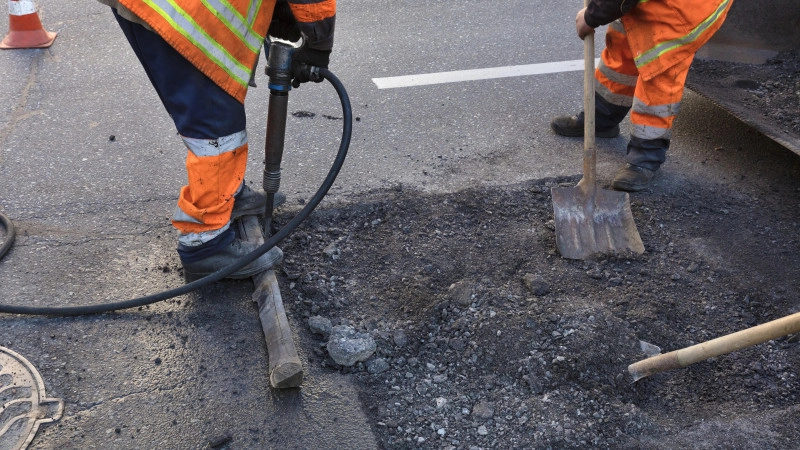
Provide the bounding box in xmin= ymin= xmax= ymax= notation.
xmin=551 ymin=20 xmax=635 ymax=138
xmin=112 ymin=10 xmax=280 ymax=278
xmin=594 ymin=20 xmax=637 ymax=130
xmin=611 ymin=53 xmax=695 ymax=191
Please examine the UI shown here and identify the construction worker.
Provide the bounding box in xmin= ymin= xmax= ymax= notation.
xmin=95 ymin=0 xmax=335 ymax=278
xmin=551 ymin=0 xmax=732 ymax=191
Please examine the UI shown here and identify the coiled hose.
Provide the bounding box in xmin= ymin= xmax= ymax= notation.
xmin=0 ymin=68 xmax=351 ymax=316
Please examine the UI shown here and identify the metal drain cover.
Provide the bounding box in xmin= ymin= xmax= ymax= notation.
xmin=0 ymin=346 xmax=63 ymax=450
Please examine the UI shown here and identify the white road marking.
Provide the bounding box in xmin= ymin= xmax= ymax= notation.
xmin=372 ymin=59 xmax=600 ymax=89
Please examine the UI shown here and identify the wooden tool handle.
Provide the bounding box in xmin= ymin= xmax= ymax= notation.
xmin=582 ymin=14 xmax=596 ymax=187
xmin=240 ymin=215 xmax=304 ymax=388
xmin=254 ymin=270 xmax=304 ymax=388
xmin=629 ymin=311 xmax=800 ymax=381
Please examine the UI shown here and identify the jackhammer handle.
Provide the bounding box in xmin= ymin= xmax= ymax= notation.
xmin=291 ymin=64 xmax=323 ymax=88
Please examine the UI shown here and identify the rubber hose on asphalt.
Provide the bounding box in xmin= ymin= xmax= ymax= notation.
xmin=0 ymin=68 xmax=351 ymax=316
xmin=0 ymin=211 xmax=15 ymax=262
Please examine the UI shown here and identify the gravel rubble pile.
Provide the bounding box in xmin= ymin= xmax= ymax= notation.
xmin=276 ymin=179 xmax=800 ymax=449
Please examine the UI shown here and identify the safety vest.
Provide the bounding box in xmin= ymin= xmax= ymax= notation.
xmin=621 ymin=0 xmax=732 ymax=81
xmin=118 ymin=0 xmax=276 ymax=103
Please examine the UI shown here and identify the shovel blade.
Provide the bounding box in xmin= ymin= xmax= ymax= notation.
xmin=551 ymin=185 xmax=645 ymax=259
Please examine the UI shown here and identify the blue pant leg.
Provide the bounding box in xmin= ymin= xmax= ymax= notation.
xmin=111 ymin=9 xmax=246 ymax=139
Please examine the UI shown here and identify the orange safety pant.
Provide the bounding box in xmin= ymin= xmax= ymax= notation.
xmin=113 ymin=11 xmax=248 ymax=244
xmin=594 ymin=21 xmax=696 ymax=170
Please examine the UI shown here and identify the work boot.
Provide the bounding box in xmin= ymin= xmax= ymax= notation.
xmin=610 ymin=164 xmax=657 ymax=192
xmin=232 ymin=184 xmax=287 ymax=219
xmin=181 ymin=239 xmax=284 ymax=279
xmin=551 ymin=113 xmax=620 ymax=138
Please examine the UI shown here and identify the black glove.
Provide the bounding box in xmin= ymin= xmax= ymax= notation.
xmin=291 ymin=47 xmax=330 ymax=88
xmin=268 ymin=1 xmax=301 ymax=42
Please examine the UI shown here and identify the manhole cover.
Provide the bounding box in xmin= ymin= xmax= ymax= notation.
xmin=0 ymin=346 xmax=63 ymax=450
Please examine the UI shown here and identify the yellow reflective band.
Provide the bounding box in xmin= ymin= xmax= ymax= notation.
xmin=201 ymin=0 xmax=264 ymax=51
xmin=634 ymin=0 xmax=731 ymax=69
xmin=247 ymin=0 xmax=263 ymax=26
xmin=142 ymin=0 xmax=254 ymax=87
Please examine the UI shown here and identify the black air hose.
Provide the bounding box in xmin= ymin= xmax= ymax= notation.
xmin=0 ymin=211 xmax=15 ymax=261
xmin=0 ymin=68 xmax=350 ymax=316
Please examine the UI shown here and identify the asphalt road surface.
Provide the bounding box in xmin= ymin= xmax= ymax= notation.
xmin=0 ymin=1 xmax=796 ymax=449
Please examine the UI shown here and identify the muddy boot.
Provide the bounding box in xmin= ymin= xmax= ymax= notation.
xmin=550 ymin=93 xmax=629 ymax=138
xmin=610 ymin=163 xmax=657 ymax=192
xmin=180 ymin=238 xmax=284 ymax=279
xmin=613 ymin=136 xmax=669 ymax=191
xmin=551 ymin=113 xmax=620 ymax=137
xmin=232 ymin=184 xmax=287 ymax=219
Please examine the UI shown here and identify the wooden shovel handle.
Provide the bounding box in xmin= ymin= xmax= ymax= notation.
xmin=628 ymin=311 xmax=800 ymax=381
xmin=582 ymin=0 xmax=596 ymax=187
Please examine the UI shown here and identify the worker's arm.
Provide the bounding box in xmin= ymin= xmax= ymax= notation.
xmin=286 ymin=0 xmax=336 ymax=51
xmin=585 ymin=0 xmax=637 ymax=27
xmin=577 ymin=0 xmax=638 ymax=39
xmin=269 ymin=0 xmax=336 ymax=86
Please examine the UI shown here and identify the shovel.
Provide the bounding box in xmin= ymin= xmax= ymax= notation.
xmin=551 ymin=14 xmax=644 ymax=260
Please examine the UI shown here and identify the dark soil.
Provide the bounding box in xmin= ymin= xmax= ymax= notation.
xmin=688 ymin=48 xmax=800 ymax=151
xmin=274 ymin=176 xmax=800 ymax=449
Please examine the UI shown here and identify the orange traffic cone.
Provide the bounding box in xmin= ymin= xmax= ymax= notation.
xmin=0 ymin=0 xmax=56 ymax=49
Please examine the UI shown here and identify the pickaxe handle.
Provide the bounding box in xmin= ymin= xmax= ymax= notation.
xmin=628 ymin=311 xmax=800 ymax=381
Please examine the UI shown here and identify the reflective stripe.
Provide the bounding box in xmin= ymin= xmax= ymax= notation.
xmin=633 ymin=98 xmax=680 ymax=118
xmin=634 ymin=0 xmax=731 ymax=68
xmin=177 ymin=223 xmax=231 ymax=246
xmin=246 ymin=0 xmax=262 ymax=25
xmin=173 ymin=206 xmax=204 ymax=224
xmin=609 ymin=19 xmax=625 ymax=35
xmin=598 ymin=60 xmax=637 ymax=87
xmin=9 ymin=0 xmax=37 ymax=16
xmin=181 ymin=130 xmax=248 ymax=157
xmin=201 ymin=0 xmax=264 ymax=51
xmin=597 ymin=82 xmax=633 ymax=107
xmin=141 ymin=0 xmax=256 ymax=87
xmin=632 ymin=123 xmax=671 ymax=140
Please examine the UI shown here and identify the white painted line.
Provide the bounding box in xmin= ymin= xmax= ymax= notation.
xmin=372 ymin=59 xmax=600 ymax=89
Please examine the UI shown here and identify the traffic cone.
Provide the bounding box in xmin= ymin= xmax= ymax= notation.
xmin=0 ymin=0 xmax=57 ymax=49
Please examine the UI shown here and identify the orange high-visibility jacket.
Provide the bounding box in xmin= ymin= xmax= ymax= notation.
xmin=586 ymin=0 xmax=732 ymax=81
xmin=116 ymin=0 xmax=336 ymax=103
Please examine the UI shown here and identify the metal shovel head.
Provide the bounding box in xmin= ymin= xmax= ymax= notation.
xmin=551 ymin=184 xmax=644 ymax=259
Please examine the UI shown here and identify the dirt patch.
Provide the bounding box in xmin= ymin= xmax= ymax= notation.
xmin=692 ymin=48 xmax=800 ymax=135
xmin=275 ymin=177 xmax=800 ymax=449
xmin=688 ymin=48 xmax=800 ymax=152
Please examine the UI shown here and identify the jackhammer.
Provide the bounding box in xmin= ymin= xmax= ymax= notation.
xmin=262 ymin=40 xmax=295 ymax=237
xmin=0 ymin=40 xmax=352 ymax=316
